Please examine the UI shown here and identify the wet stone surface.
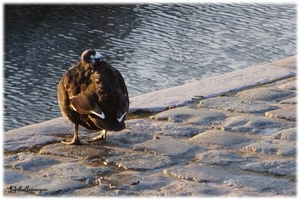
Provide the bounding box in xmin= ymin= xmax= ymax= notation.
xmin=4 ymin=75 xmax=296 ymax=197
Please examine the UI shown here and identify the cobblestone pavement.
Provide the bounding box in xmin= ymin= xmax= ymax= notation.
xmin=3 ymin=58 xmax=296 ymax=197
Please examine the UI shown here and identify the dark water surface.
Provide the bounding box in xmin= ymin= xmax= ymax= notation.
xmin=4 ymin=4 xmax=296 ymax=131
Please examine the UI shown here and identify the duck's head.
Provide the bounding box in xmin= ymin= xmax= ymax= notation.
xmin=81 ymin=49 xmax=104 ymax=65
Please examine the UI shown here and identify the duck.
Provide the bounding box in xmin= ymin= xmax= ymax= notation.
xmin=57 ymin=49 xmax=129 ymax=145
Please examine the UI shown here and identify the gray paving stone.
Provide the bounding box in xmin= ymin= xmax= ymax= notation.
xmin=162 ymin=163 xmax=232 ymax=183
xmin=223 ymin=174 xmax=295 ymax=196
xmin=80 ymin=171 xmax=173 ymax=196
xmin=277 ymin=80 xmax=296 ymax=90
xmin=4 ymin=117 xmax=80 ymax=152
xmin=103 ymin=151 xmax=178 ymax=171
xmin=4 ymin=177 xmax=85 ymax=196
xmin=189 ymin=130 xmax=253 ymax=148
xmin=133 ymin=136 xmax=206 ymax=159
xmin=142 ymin=180 xmax=226 ymax=196
xmin=265 ymin=106 xmax=296 ymax=121
xmin=272 ymin=128 xmax=296 ymax=140
xmin=220 ymin=116 xmax=287 ymax=135
xmin=150 ymin=107 xmax=226 ymax=125
xmin=235 ymin=87 xmax=295 ymax=102
xmin=4 ymin=133 xmax=61 ymax=152
xmin=243 ymin=139 xmax=296 ymax=156
xmin=195 ymin=150 xmax=246 ymax=166
xmin=163 ymin=163 xmax=295 ymax=196
xmin=39 ymin=143 xmax=112 ymax=159
xmin=108 ymin=171 xmax=171 ymax=190
xmin=242 ymin=160 xmax=296 ymax=176
xmin=43 ymin=163 xmax=112 ymax=181
xmin=67 ymin=185 xmax=117 ymax=196
xmin=127 ymin=119 xmax=201 ymax=138
xmin=184 ymin=109 xmax=226 ymax=126
xmin=150 ymin=107 xmax=203 ymax=122
xmin=279 ymin=97 xmax=296 ymax=104
xmin=198 ymin=97 xmax=278 ymax=113
xmin=4 ymin=117 xmax=88 ymax=137
xmin=4 ymin=169 xmax=30 ymax=185
xmin=107 ymin=130 xmax=153 ymax=148
xmin=4 ymin=152 xmax=60 ymax=171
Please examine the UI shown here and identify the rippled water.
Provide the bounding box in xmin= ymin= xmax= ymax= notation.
xmin=4 ymin=4 xmax=296 ymax=131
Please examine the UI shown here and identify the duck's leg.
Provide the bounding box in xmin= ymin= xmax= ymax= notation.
xmin=87 ymin=129 xmax=107 ymax=143
xmin=62 ymin=123 xmax=82 ymax=145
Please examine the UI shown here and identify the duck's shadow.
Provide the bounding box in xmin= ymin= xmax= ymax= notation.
xmin=39 ymin=129 xmax=138 ymax=159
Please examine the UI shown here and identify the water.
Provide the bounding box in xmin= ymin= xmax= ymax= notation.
xmin=4 ymin=4 xmax=296 ymax=132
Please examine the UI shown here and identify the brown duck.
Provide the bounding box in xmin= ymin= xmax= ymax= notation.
xmin=57 ymin=49 xmax=129 ymax=145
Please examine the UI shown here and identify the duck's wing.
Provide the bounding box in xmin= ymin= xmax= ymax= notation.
xmin=84 ymin=65 xmax=128 ymax=130
xmin=63 ymin=63 xmax=106 ymax=119
xmin=112 ymin=67 xmax=129 ymax=122
xmin=69 ymin=91 xmax=105 ymax=120
xmin=57 ymin=76 xmax=71 ymax=119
